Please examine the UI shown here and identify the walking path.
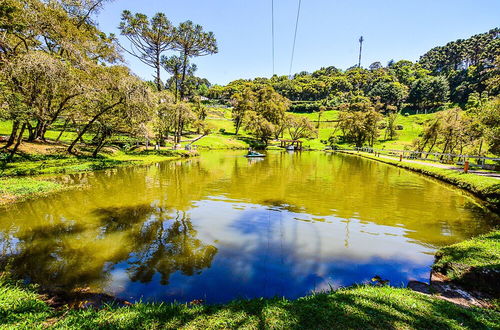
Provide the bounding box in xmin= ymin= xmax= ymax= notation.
xmin=346 ymin=151 xmax=500 ymax=180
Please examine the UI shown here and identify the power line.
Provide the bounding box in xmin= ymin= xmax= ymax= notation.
xmin=271 ymin=0 xmax=275 ymax=75
xmin=289 ymin=0 xmax=302 ymax=77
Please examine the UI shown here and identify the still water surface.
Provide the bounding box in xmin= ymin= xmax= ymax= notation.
xmin=0 ymin=151 xmax=497 ymax=303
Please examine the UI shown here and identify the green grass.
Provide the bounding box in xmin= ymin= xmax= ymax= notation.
xmin=0 ymin=111 xmax=435 ymax=152
xmin=338 ymin=151 xmax=500 ymax=210
xmin=0 ymin=278 xmax=499 ymax=329
xmin=0 ymin=278 xmax=52 ymax=328
xmin=0 ymin=177 xmax=63 ymax=205
xmin=434 ymin=231 xmax=500 ymax=295
xmin=278 ymin=111 xmax=436 ymax=151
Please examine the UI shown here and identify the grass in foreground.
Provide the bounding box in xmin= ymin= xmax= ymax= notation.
xmin=0 ymin=278 xmax=499 ymax=329
xmin=434 ymin=230 xmax=500 ymax=296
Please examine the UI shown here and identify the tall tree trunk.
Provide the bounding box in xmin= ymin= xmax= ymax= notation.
xmin=235 ymin=120 xmax=241 ymax=135
xmin=180 ymin=53 xmax=188 ymax=100
xmin=155 ymin=49 xmax=162 ymax=91
xmin=6 ymin=123 xmax=26 ymax=163
xmin=174 ymin=77 xmax=178 ymax=103
xmin=92 ymin=137 xmax=107 ymax=157
xmin=2 ymin=120 xmax=19 ymax=149
xmin=26 ymin=122 xmax=35 ymax=141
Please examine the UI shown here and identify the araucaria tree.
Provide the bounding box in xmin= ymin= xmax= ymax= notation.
xmin=173 ymin=20 xmax=218 ymax=100
xmin=119 ymin=11 xmax=175 ymax=91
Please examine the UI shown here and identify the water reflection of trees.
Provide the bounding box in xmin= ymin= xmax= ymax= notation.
xmin=126 ymin=211 xmax=217 ymax=285
xmin=1 ymin=203 xmax=217 ymax=290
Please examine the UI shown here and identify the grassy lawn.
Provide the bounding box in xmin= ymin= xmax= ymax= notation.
xmin=0 ymin=111 xmax=435 ymax=152
xmin=1 ymin=278 xmax=499 ymax=329
xmin=0 ymin=177 xmax=64 ymax=205
xmin=191 ymin=110 xmax=435 ymax=151
xmin=434 ymin=230 xmax=500 ymax=296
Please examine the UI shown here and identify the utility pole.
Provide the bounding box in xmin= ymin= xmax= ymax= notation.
xmin=358 ymin=36 xmax=364 ymax=68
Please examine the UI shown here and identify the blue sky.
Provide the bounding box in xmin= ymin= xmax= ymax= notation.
xmin=97 ymin=0 xmax=500 ymax=85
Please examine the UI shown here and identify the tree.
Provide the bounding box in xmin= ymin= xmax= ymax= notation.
xmin=61 ymin=0 xmax=112 ymax=28
xmin=477 ymin=97 xmax=500 ymax=155
xmin=161 ymin=55 xmax=196 ymax=102
xmin=414 ymin=117 xmax=440 ymax=154
xmin=231 ymin=88 xmax=255 ymax=135
xmin=67 ymin=66 xmax=152 ymax=154
xmin=254 ymin=86 xmax=290 ymax=138
xmin=369 ymin=62 xmax=383 ymax=70
xmin=119 ymin=11 xmax=175 ymax=91
xmin=384 ymin=106 xmax=399 ymax=140
xmin=173 ymin=20 xmax=217 ymax=99
xmin=158 ymin=101 xmax=196 ymax=144
xmin=244 ymin=111 xmax=275 ymax=145
xmin=408 ymin=76 xmax=450 ymax=112
xmin=368 ymin=81 xmax=408 ymax=110
xmin=338 ymin=110 xmax=382 ymax=147
xmin=285 ymin=115 xmax=315 ymax=140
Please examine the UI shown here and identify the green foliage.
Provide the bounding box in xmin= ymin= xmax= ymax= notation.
xmin=419 ymin=28 xmax=499 ymax=104
xmin=408 ymin=76 xmax=450 ymax=111
xmin=368 ymin=81 xmax=408 ymax=108
xmin=338 ymin=110 xmax=383 ymax=147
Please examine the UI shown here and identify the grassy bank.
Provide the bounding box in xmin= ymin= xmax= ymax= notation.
xmin=434 ymin=230 xmax=500 ymax=296
xmin=0 ymin=149 xmax=196 ymax=205
xmin=0 ymin=177 xmax=65 ymax=205
xmin=1 ymin=278 xmax=499 ymax=329
xmin=337 ymin=151 xmax=500 ymax=210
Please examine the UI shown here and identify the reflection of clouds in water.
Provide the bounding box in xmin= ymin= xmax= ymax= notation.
xmin=106 ymin=268 xmax=129 ymax=295
xmin=312 ymin=278 xmax=343 ymax=293
xmin=190 ymin=200 xmax=434 ymax=266
xmin=140 ymin=198 xmax=437 ymax=303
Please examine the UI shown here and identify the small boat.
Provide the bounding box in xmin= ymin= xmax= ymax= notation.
xmin=286 ymin=145 xmax=295 ymax=151
xmin=245 ymin=151 xmax=266 ymax=158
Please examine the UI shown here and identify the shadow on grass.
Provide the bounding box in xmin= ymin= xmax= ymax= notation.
xmin=51 ymin=286 xmax=500 ymax=329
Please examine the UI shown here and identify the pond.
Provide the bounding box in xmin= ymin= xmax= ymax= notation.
xmin=0 ymin=151 xmax=497 ymax=303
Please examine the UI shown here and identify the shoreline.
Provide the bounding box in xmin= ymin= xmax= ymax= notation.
xmin=334 ymin=150 xmax=500 ymax=211
xmin=0 ymin=149 xmax=498 ymax=327
xmin=0 ymin=149 xmax=198 ymax=206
